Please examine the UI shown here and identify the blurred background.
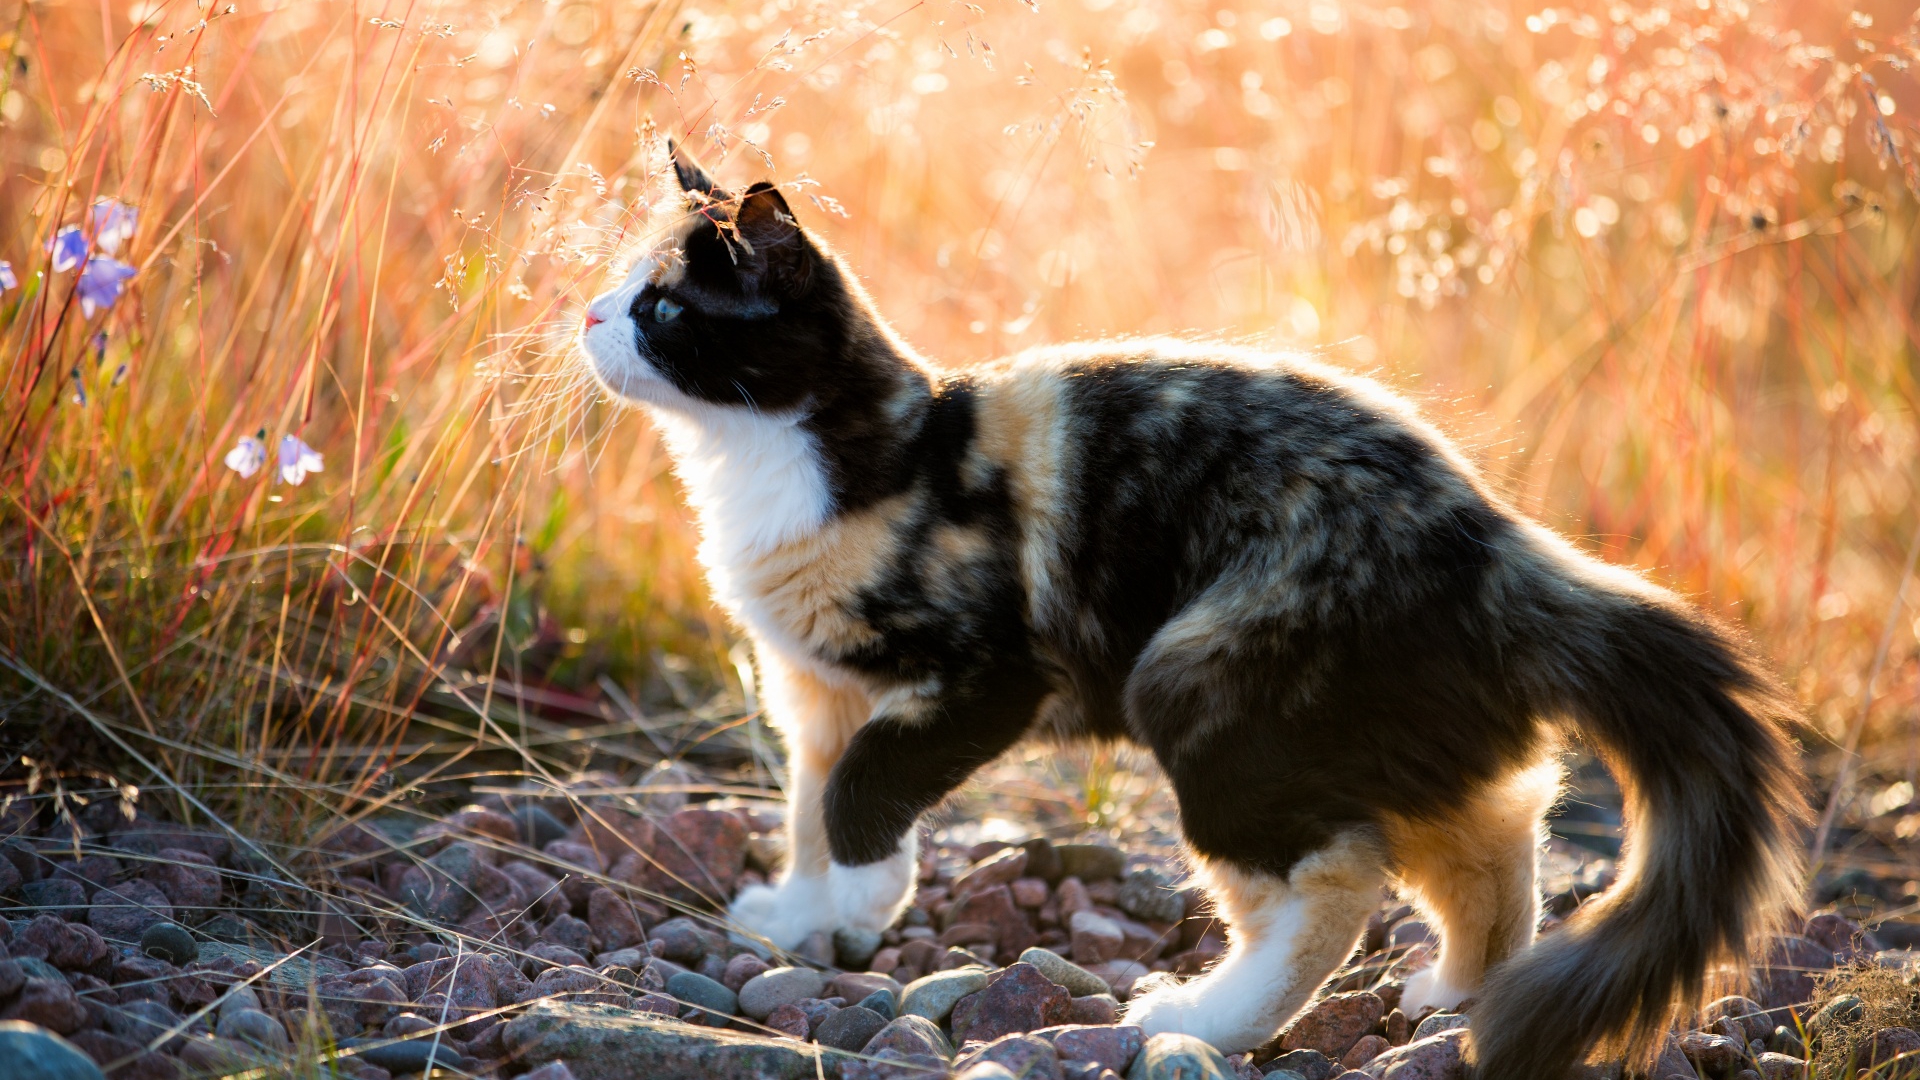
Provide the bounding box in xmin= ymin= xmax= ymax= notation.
xmin=0 ymin=0 xmax=1916 ymax=903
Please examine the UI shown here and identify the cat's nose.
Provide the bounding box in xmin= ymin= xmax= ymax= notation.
xmin=584 ymin=311 xmax=605 ymax=329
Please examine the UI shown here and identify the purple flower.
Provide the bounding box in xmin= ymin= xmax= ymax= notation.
xmin=0 ymin=261 xmax=16 ymax=291
xmin=224 ymin=433 xmax=267 ymax=478
xmin=278 ymin=434 xmax=324 ymax=485
xmin=49 ymin=226 xmax=87 ymax=273
xmin=91 ymin=199 xmax=138 ymax=254
xmin=76 ymin=257 xmax=136 ymax=317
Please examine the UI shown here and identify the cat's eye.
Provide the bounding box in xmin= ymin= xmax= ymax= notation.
xmin=653 ymin=296 xmax=683 ymax=323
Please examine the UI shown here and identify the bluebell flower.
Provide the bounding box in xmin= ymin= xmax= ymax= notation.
xmin=225 ymin=431 xmax=268 ymax=478
xmin=91 ymin=199 xmax=138 ymax=254
xmin=76 ymin=257 xmax=136 ymax=317
xmin=0 ymin=261 xmax=16 ymax=291
xmin=278 ymin=434 xmax=324 ymax=485
xmin=50 ymin=226 xmax=87 ymax=273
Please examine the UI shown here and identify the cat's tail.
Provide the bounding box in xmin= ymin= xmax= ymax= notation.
xmin=1472 ymin=540 xmax=1806 ymax=1080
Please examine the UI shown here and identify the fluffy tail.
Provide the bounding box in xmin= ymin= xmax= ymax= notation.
xmin=1472 ymin=559 xmax=1806 ymax=1080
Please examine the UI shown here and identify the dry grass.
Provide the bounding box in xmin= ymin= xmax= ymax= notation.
xmin=0 ymin=0 xmax=1917 ymax=878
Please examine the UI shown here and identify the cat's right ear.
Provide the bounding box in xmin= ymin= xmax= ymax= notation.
xmin=669 ymin=139 xmax=721 ymax=198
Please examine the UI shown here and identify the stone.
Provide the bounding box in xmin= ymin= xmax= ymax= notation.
xmin=647 ymin=917 xmax=713 ymax=965
xmin=1263 ymin=1049 xmax=1336 ymax=1080
xmin=523 ymin=1062 xmax=579 ymax=1080
xmin=864 ymin=1013 xmax=953 ymax=1059
xmin=1063 ymin=1066 xmax=1122 ymax=1080
xmin=954 ymin=849 xmax=1031 ymax=898
xmin=816 ymin=1005 xmax=889 ymax=1052
xmin=1752 ymin=1053 xmax=1806 ymax=1080
xmin=144 ymin=850 xmax=222 ymax=910
xmin=0 ymin=1022 xmax=107 ymax=1080
xmin=342 ymin=1037 xmax=472 ymax=1074
xmin=857 ymin=990 xmax=899 ymax=1021
xmin=1383 ymin=1009 xmax=1410 ymax=1046
xmin=1021 ymin=839 xmax=1063 ymax=884
xmin=216 ymin=1008 xmax=291 ymax=1052
xmin=1282 ymin=993 xmax=1385 ymax=1060
xmin=1358 ymin=1029 xmax=1469 ymax=1080
xmin=1702 ymin=995 xmax=1771 ymax=1047
xmin=502 ymin=861 xmax=568 ymax=918
xmin=948 ymin=885 xmax=1038 ymax=960
xmin=835 ymin=927 xmax=884 ymax=969
xmin=544 ymin=912 xmax=597 ymax=955
xmin=19 ymin=881 xmax=87 ymax=919
xmin=586 ymin=888 xmax=647 ymax=951
xmin=1116 ymin=869 xmax=1185 ymax=924
xmin=1865 ymin=1028 xmax=1920 ymax=1072
xmin=1751 ymin=936 xmax=1833 ymax=1012
xmin=131 ymin=922 xmax=196 ymax=967
xmin=0 ymin=960 xmax=24 ymax=1001
xmin=844 ymin=1048 xmax=958 ymax=1080
xmin=1127 ymin=1033 xmax=1232 ymax=1079
xmin=667 ymin=971 xmax=738 ymax=1024
xmin=961 ymin=1032 xmax=1062 ymax=1080
xmin=1065 ymin=994 xmax=1120 ymax=1025
xmin=901 ymin=967 xmax=991 ymax=1023
xmin=723 ymin=952 xmax=771 ymax=993
xmin=764 ymin=1003 xmax=811 ymax=1039
xmin=797 ymin=931 xmax=835 ymax=966
xmin=1680 ymin=1032 xmax=1745 ymax=1076
xmin=87 ymin=880 xmax=173 ymax=941
xmin=829 ymin=972 xmax=905 ymax=1005
xmin=1069 ymin=911 xmax=1124 ymax=966
xmin=960 ymin=1065 xmax=1022 ymax=1080
xmin=1055 ymin=846 xmax=1126 ymax=882
xmin=1342 ymin=1036 xmax=1390 ymax=1070
xmin=1409 ymin=1013 xmax=1468 ymax=1043
xmin=951 ymin=964 xmax=1071 ymax=1044
xmin=1013 ymin=879 xmax=1051 ymax=909
xmin=68 ymin=1030 xmax=179 ymax=1080
xmin=1 ymin=978 xmax=87 ymax=1032
xmin=738 ymin=967 xmax=832 ymax=1020
xmin=1020 ymin=947 xmax=1111 ymax=998
xmin=630 ymin=808 xmax=748 ymax=907
xmin=944 ymin=923 xmax=999 ymax=948
xmin=1081 ymin=960 xmax=1149 ymax=999
xmin=1043 ymin=1024 xmax=1145 ymax=1072
xmin=505 ymin=1000 xmax=832 ymax=1079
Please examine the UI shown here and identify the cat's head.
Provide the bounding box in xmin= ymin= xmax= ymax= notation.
xmin=580 ymin=144 xmax=849 ymax=416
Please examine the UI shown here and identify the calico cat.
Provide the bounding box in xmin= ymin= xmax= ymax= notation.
xmin=578 ymin=146 xmax=1805 ymax=1080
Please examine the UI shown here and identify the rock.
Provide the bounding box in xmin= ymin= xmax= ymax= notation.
xmin=1752 ymin=1052 xmax=1806 ymax=1080
xmin=343 ymin=1037 xmax=472 ymax=1074
xmin=1357 ymin=1029 xmax=1469 ymax=1080
xmin=1043 ymin=1024 xmax=1145 ymax=1072
xmin=835 ymin=927 xmax=884 ymax=969
xmin=216 ymin=1008 xmax=291 ymax=1052
xmin=144 ymin=850 xmax=222 ymax=910
xmin=944 ymin=923 xmax=999 ymax=948
xmin=960 ymin=1065 xmax=1022 ymax=1080
xmin=1127 ymin=1032 xmax=1232 ymax=1079
xmin=863 ymin=1014 xmax=953 ymax=1059
xmin=738 ymin=967 xmax=832 ymax=1021
xmin=1864 ymin=1027 xmax=1920 ymax=1071
xmin=503 ymin=861 xmax=568 ymax=919
xmin=630 ymin=808 xmax=748 ymax=907
xmin=647 ymin=917 xmax=713 ymax=965
xmin=87 ymin=880 xmax=173 ymax=941
xmin=901 ymin=967 xmax=991 ymax=1024
xmin=1069 ymin=912 xmax=1125 ymax=966
xmin=952 ymin=963 xmax=1071 ymax=1044
xmin=0 ymin=1022 xmax=107 ymax=1080
xmin=1702 ymin=995 xmax=1771 ymax=1046
xmin=504 ymin=1000 xmax=830 ymax=1079
xmin=1116 ymin=869 xmax=1185 ymax=924
xmin=666 ymin=971 xmax=738 ymax=1024
xmin=723 ymin=952 xmax=771 ymax=993
xmin=960 ymin=1032 xmax=1062 ymax=1080
xmin=845 ymin=1048 xmax=958 ymax=1080
xmin=1065 ymin=994 xmax=1120 ymax=1025
xmin=764 ymin=1003 xmax=811 ymax=1039
xmin=0 ymin=960 xmax=25 ymax=1001
xmin=1263 ymin=1049 xmax=1336 ymax=1080
xmin=529 ymin=943 xmax=592 ymax=970
xmin=0 ymin=978 xmax=87 ymax=1032
xmin=544 ymin=912 xmax=597 ymax=955
xmin=1680 ymin=1032 xmax=1745 ymax=1077
xmin=858 ymin=990 xmax=899 ymax=1021
xmin=946 ymin=885 xmax=1038 ymax=959
xmin=1751 ymin=936 xmax=1833 ymax=1012
xmin=1082 ymin=959 xmax=1150 ymax=999
xmin=1020 ymin=947 xmax=1111 ymax=998
xmin=1383 ymin=1009 xmax=1410 ymax=1046
xmin=829 ymin=972 xmax=905 ymax=1005
xmin=523 ymin=1062 xmax=579 ymax=1080
xmin=20 ymin=880 xmax=88 ymax=917
xmin=816 ymin=1005 xmax=890 ymax=1052
xmin=104 ymin=1000 xmax=186 ymax=1051
xmin=954 ymin=849 xmax=1031 ymax=898
xmin=67 ymin=1030 xmax=178 ymax=1080
xmin=1013 ymin=879 xmax=1051 ymax=909
xmin=1021 ymin=839 xmax=1063 ymax=884
xmin=1342 ymin=1036 xmax=1390 ymax=1070
xmin=1409 ymin=1013 xmax=1468 ymax=1043
xmin=516 ymin=806 xmax=571 ymax=849
xmin=797 ymin=931 xmax=835 ymax=966
xmin=584 ymin=887 xmax=647 ymax=951
xmin=137 ymin=923 xmax=197 ymax=967
xmin=1808 ymin=993 xmax=1864 ymax=1038
xmin=1055 ymin=846 xmax=1125 ymax=883
xmin=1282 ymin=993 xmax=1385 ymax=1060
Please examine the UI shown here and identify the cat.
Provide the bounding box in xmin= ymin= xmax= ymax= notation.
xmin=577 ymin=144 xmax=1805 ymax=1080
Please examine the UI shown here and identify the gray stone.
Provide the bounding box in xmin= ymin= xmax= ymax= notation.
xmin=342 ymin=1036 xmax=473 ymax=1074
xmin=1410 ymin=1013 xmax=1469 ymax=1043
xmin=1127 ymin=1033 xmax=1232 ymax=1080
xmin=139 ymin=922 xmax=198 ymax=966
xmin=1054 ymin=845 xmax=1125 ymax=882
xmin=738 ymin=967 xmax=832 ymax=1020
xmin=814 ymin=1005 xmax=889 ymax=1052
xmin=1262 ymin=1049 xmax=1335 ymax=1080
xmin=901 ymin=967 xmax=991 ymax=1023
xmin=667 ymin=970 xmax=738 ymax=1023
xmin=517 ymin=806 xmax=570 ymax=849
xmin=1019 ymin=948 xmax=1111 ymax=998
xmin=215 ymin=1008 xmax=291 ymax=1052
xmin=0 ymin=1022 xmax=106 ymax=1080
xmin=857 ymin=989 xmax=897 ymax=1020
xmin=502 ymin=1000 xmax=836 ymax=1079
xmin=862 ymin=1014 xmax=954 ymax=1059
xmin=1116 ymin=869 xmax=1185 ymax=924
xmin=835 ymin=926 xmax=884 ymax=969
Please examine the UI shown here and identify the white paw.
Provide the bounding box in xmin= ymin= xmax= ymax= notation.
xmin=1123 ymin=975 xmax=1277 ymax=1055
xmin=726 ymin=874 xmax=837 ymax=950
xmin=1399 ymin=966 xmax=1471 ymax=1015
xmin=828 ymin=838 xmax=918 ymax=932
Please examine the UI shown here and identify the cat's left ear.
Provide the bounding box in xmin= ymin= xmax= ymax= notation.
xmin=669 ymin=138 xmax=724 ymax=199
xmin=737 ymin=181 xmax=813 ymax=296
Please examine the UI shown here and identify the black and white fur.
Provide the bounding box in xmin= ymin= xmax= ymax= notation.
xmin=578 ymin=147 xmax=1805 ymax=1079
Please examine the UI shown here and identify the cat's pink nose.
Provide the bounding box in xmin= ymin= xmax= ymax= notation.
xmin=584 ymin=312 xmax=605 ymax=329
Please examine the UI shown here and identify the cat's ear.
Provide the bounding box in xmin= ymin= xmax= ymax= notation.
xmin=737 ymin=181 xmax=813 ymax=296
xmin=669 ymin=138 xmax=723 ymax=198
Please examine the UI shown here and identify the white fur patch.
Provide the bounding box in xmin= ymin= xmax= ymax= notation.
xmin=1400 ymin=966 xmax=1474 ymax=1015
xmin=828 ymin=837 xmax=919 ymax=932
xmin=727 ymin=873 xmax=837 ymax=950
xmin=1126 ymin=892 xmax=1316 ymax=1054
